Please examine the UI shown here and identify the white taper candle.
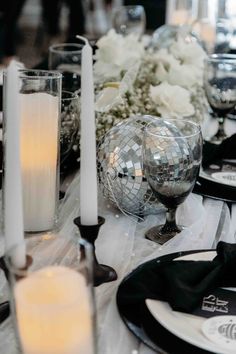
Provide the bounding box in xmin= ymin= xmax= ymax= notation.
xmin=4 ymin=61 xmax=26 ymax=267
xmin=77 ymin=36 xmax=98 ymax=225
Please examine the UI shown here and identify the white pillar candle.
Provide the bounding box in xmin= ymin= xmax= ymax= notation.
xmin=14 ymin=266 xmax=93 ymax=354
xmin=77 ymin=36 xmax=98 ymax=225
xmin=200 ymin=23 xmax=216 ymax=53
xmin=4 ymin=61 xmax=26 ymax=268
xmin=170 ymin=9 xmax=189 ymax=25
xmin=193 ymin=21 xmax=216 ymax=53
xmin=20 ymin=92 xmax=59 ymax=232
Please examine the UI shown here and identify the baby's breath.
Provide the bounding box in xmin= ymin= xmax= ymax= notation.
xmin=95 ymin=54 xmax=207 ymax=140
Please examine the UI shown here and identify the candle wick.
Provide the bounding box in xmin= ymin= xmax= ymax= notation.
xmin=76 ymin=35 xmax=89 ymax=46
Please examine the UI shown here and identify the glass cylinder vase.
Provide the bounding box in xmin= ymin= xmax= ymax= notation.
xmin=5 ymin=235 xmax=95 ymax=354
xmin=3 ymin=70 xmax=62 ymax=233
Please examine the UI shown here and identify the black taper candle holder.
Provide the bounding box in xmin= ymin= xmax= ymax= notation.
xmin=0 ymin=254 xmax=33 ymax=324
xmin=73 ymin=216 xmax=118 ymax=286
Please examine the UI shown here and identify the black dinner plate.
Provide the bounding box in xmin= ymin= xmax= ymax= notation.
xmin=116 ymin=250 xmax=214 ymax=354
xmin=194 ymin=175 xmax=236 ymax=203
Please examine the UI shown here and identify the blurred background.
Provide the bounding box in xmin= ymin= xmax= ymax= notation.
xmin=0 ymin=0 xmax=123 ymax=68
xmin=1 ymin=0 xmax=236 ymax=68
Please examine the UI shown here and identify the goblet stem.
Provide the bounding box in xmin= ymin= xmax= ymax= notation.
xmin=211 ymin=116 xmax=227 ymax=144
xmin=145 ymin=207 xmax=182 ymax=245
xmin=161 ymin=207 xmax=181 ymax=235
xmin=215 ymin=116 xmax=227 ymax=142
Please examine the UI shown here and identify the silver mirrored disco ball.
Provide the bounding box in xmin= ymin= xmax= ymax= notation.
xmin=97 ymin=115 xmax=164 ymax=216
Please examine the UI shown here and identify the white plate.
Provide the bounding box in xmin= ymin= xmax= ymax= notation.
xmin=146 ymin=251 xmax=236 ymax=354
xmin=200 ymin=168 xmax=236 ymax=188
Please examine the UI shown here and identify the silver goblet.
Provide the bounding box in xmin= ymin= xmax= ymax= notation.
xmin=204 ymin=54 xmax=236 ymax=143
xmin=143 ymin=119 xmax=202 ymax=244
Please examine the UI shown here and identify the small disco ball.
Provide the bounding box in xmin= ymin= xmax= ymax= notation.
xmin=97 ymin=115 xmax=164 ymax=216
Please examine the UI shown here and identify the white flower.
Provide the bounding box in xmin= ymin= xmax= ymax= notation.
xmin=170 ymin=38 xmax=207 ymax=69
xmin=167 ymin=63 xmax=203 ymax=88
xmin=150 ymin=81 xmax=195 ymax=118
xmin=153 ymin=49 xmax=179 ymax=82
xmin=94 ymin=29 xmax=145 ymax=81
xmin=153 ymin=48 xmax=179 ymax=68
xmin=153 ymin=48 xmax=203 ymax=88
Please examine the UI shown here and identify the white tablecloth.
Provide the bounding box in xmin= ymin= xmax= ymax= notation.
xmin=60 ymin=174 xmax=236 ymax=354
xmin=1 ymin=177 xmax=235 ymax=354
xmin=0 ymin=117 xmax=236 ymax=354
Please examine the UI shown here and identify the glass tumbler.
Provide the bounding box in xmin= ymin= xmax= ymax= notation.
xmin=5 ymin=235 xmax=95 ymax=354
xmin=49 ymin=43 xmax=83 ymax=92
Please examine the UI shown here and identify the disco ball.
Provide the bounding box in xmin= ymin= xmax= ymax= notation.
xmin=97 ymin=115 xmax=164 ymax=216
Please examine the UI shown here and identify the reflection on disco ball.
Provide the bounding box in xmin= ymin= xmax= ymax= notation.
xmin=97 ymin=115 xmax=164 ymax=217
xmin=144 ymin=120 xmax=194 ymax=202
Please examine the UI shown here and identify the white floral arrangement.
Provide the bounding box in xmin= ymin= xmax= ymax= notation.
xmin=94 ymin=29 xmax=208 ymax=139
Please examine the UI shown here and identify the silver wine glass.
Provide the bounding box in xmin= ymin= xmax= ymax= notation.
xmin=112 ymin=5 xmax=146 ymax=37
xmin=143 ymin=119 xmax=202 ymax=244
xmin=204 ymin=54 xmax=236 ymax=143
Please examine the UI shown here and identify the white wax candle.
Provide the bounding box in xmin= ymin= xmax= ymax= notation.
xmin=200 ymin=23 xmax=216 ymax=52
xmin=4 ymin=61 xmax=26 ymax=268
xmin=171 ymin=9 xmax=189 ymax=25
xmin=20 ymin=92 xmax=59 ymax=232
xmin=15 ymin=265 xmax=93 ymax=354
xmin=79 ymin=38 xmax=98 ymax=225
xmin=193 ymin=21 xmax=216 ymax=53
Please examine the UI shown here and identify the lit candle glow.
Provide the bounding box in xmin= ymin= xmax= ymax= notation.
xmin=20 ymin=92 xmax=59 ymax=232
xmin=15 ymin=266 xmax=93 ymax=354
xmin=169 ymin=9 xmax=189 ymax=25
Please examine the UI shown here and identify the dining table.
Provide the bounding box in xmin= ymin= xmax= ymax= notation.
xmin=0 ymin=111 xmax=236 ymax=354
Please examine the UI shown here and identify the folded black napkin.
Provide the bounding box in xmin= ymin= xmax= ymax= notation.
xmin=202 ymin=134 xmax=236 ymax=168
xmin=118 ymin=242 xmax=236 ymax=315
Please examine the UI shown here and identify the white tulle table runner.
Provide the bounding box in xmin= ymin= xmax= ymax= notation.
xmin=0 ymin=172 xmax=235 ymax=354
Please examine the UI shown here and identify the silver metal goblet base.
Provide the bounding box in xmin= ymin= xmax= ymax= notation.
xmin=145 ymin=225 xmax=184 ymax=245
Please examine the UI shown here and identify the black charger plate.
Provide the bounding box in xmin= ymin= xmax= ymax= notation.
xmin=116 ymin=250 xmax=214 ymax=354
xmin=194 ymin=175 xmax=236 ymax=203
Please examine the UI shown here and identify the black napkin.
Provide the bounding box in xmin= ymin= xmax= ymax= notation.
xmin=202 ymin=134 xmax=236 ymax=168
xmin=118 ymin=242 xmax=236 ymax=315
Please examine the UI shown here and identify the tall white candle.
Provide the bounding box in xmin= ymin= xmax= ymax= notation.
xmin=77 ymin=36 xmax=98 ymax=225
xmin=170 ymin=9 xmax=189 ymax=25
xmin=15 ymin=266 xmax=93 ymax=354
xmin=4 ymin=61 xmax=26 ymax=268
xmin=20 ymin=92 xmax=59 ymax=232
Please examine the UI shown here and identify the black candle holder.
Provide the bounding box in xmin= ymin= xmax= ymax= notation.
xmin=73 ymin=216 xmax=118 ymax=286
xmin=0 ymin=254 xmax=33 ymax=324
